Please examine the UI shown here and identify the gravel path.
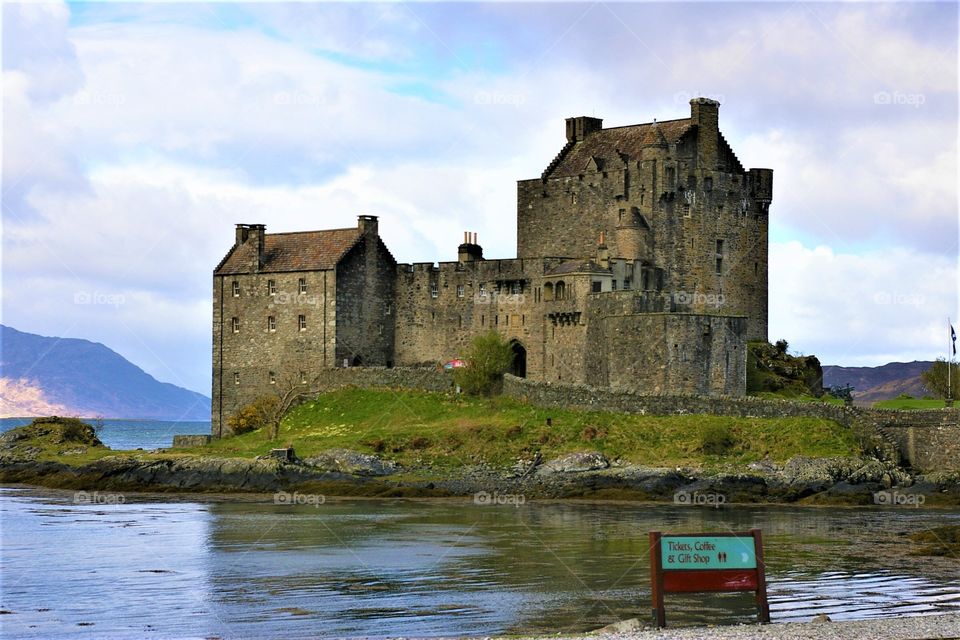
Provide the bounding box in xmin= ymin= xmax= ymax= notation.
xmin=564 ymin=613 xmax=960 ymax=640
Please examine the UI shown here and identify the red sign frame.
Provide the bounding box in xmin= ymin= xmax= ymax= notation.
xmin=649 ymin=529 xmax=770 ymax=628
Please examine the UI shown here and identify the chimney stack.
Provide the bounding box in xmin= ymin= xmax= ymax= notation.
xmin=565 ymin=116 xmax=603 ymax=142
xmin=458 ymin=231 xmax=484 ymax=263
xmin=597 ymin=231 xmax=609 ymax=269
xmin=235 ymin=223 xmax=266 ymax=270
xmin=357 ymin=215 xmax=378 ymax=236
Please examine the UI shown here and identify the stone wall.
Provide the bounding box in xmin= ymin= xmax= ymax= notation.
xmin=334 ymin=228 xmax=396 ymax=367
xmin=172 ymin=435 xmax=212 ymax=448
xmin=213 ymin=268 xmax=338 ymax=437
xmin=502 ymin=374 xmax=852 ymax=422
xmin=308 ymin=366 xmax=453 ymax=394
xmin=863 ymin=410 xmax=960 ymax=472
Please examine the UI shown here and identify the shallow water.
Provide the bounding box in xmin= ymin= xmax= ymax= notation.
xmin=1 ymin=487 xmax=958 ymax=638
xmin=0 ymin=418 xmax=211 ymax=450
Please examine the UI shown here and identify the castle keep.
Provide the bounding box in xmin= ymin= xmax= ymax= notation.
xmin=212 ymin=99 xmax=772 ymax=436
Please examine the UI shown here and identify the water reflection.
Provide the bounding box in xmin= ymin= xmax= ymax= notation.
xmin=2 ymin=489 xmax=958 ymax=639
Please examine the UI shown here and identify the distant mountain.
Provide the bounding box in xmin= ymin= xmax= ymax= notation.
xmin=822 ymin=361 xmax=934 ymax=405
xmin=0 ymin=325 xmax=210 ymax=420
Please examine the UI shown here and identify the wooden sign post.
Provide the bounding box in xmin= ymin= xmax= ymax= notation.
xmin=649 ymin=529 xmax=769 ymax=628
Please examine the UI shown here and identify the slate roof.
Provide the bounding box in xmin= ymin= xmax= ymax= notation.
xmin=547 ymin=118 xmax=694 ymax=178
xmin=546 ymin=259 xmax=612 ymax=276
xmin=215 ymin=228 xmax=363 ymax=275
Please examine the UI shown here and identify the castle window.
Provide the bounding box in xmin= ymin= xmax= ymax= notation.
xmin=233 ymin=372 xmax=240 ymax=386
xmin=665 ymin=167 xmax=675 ymax=189
xmin=430 ymin=282 xmax=438 ymax=298
xmin=298 ymin=314 xmax=306 ymax=331
xmin=298 ymin=278 xmax=307 ymax=294
xmin=716 ymin=257 xmax=723 ymax=275
xmin=231 ymin=317 xmax=240 ymax=333
xmin=267 ymin=316 xmax=276 ymax=332
xmin=495 ymin=315 xmax=499 ymax=326
xmin=510 ymin=281 xmax=522 ymax=295
xmin=688 ymin=175 xmax=697 ymax=190
xmin=269 ymin=371 xmax=276 ymax=385
xmin=623 ymin=278 xmax=632 ymax=290
xmin=481 ymin=314 xmax=485 ymax=326
xmin=704 ymin=177 xmax=713 ymax=191
xmin=300 ymin=371 xmax=307 ymax=384
xmin=479 ymin=283 xmax=487 ymax=298
xmin=232 ymin=281 xmax=240 ymax=297
xmin=457 ymin=285 xmax=464 ymax=298
xmin=555 ymin=281 xmax=566 ymax=300
xmin=754 ymin=262 xmax=759 ymax=276
xmin=716 ymin=239 xmax=724 ymax=254
xmin=612 ymin=280 xmax=618 ymax=291
xmin=544 ymin=282 xmax=554 ymax=301
xmin=592 ymin=281 xmax=602 ymax=293
xmin=505 ymin=314 xmax=509 ymax=326
xmin=268 ymin=280 xmax=276 ymax=295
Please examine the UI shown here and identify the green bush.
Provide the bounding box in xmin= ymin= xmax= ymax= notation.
xmin=226 ymin=396 xmax=280 ymax=436
xmin=700 ymin=424 xmax=736 ymax=456
xmin=454 ymin=330 xmax=514 ymax=396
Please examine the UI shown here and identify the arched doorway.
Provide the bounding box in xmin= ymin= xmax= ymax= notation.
xmin=510 ymin=340 xmax=527 ymax=378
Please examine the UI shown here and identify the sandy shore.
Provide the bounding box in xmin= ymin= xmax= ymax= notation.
xmin=554 ymin=613 xmax=960 ymax=640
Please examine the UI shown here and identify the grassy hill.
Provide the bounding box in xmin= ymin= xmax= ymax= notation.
xmin=822 ymin=361 xmax=934 ymax=405
xmin=195 ymin=387 xmax=858 ymax=468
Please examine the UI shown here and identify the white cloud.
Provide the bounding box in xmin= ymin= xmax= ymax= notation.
xmin=770 ymin=241 xmax=958 ymax=366
xmin=3 ymin=1 xmax=958 ymax=395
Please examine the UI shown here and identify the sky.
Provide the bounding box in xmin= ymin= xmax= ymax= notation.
xmin=2 ymin=1 xmax=958 ymax=396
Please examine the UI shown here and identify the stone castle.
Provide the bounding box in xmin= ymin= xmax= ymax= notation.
xmin=212 ymin=98 xmax=772 ymax=436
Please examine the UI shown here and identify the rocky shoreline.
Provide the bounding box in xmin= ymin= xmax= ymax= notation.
xmin=3 ymin=442 xmax=959 ymax=505
xmin=570 ymin=612 xmax=960 ymax=640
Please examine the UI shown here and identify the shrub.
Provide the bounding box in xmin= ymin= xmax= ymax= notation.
xmin=226 ymin=396 xmax=280 ymax=436
xmin=454 ymin=330 xmax=514 ymax=396
xmin=700 ymin=424 xmax=736 ymax=455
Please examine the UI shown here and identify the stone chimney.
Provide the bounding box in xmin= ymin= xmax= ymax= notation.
xmin=565 ymin=116 xmax=603 ymax=142
xmin=597 ymin=231 xmax=609 ymax=269
xmin=458 ymin=231 xmax=484 ymax=262
xmin=235 ymin=224 xmax=266 ymax=270
xmin=357 ymin=215 xmax=378 ymax=236
xmin=690 ymin=97 xmax=720 ymax=169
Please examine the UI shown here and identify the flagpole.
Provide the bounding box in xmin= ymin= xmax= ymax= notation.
xmin=949 ymin=317 xmax=954 ymax=407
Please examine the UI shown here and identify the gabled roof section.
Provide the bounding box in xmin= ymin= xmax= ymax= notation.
xmin=546 ymin=118 xmax=694 ymax=178
xmin=215 ymin=227 xmax=363 ymax=275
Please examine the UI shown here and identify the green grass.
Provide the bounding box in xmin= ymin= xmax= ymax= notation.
xmin=872 ymin=398 xmax=951 ymax=410
xmin=187 ymin=387 xmax=859 ymax=469
xmin=751 ymin=392 xmax=845 ymax=405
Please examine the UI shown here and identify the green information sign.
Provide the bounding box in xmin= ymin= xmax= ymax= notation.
xmin=660 ymin=536 xmax=757 ymax=570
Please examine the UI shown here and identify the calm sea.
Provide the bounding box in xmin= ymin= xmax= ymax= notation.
xmin=0 ymin=418 xmax=211 ymax=450
xmin=1 ymin=489 xmax=958 ymax=638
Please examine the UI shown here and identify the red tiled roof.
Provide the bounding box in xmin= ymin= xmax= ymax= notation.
xmin=547 ymin=118 xmax=694 ymax=178
xmin=215 ymin=228 xmax=362 ymax=275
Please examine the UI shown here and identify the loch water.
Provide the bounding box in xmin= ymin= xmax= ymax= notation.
xmin=1 ymin=487 xmax=958 ymax=638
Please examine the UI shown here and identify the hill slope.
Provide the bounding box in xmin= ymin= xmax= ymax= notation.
xmin=0 ymin=325 xmax=210 ymax=420
xmin=822 ymin=361 xmax=933 ymax=404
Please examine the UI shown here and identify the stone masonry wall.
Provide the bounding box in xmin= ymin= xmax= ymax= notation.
xmin=213 ymin=269 xmax=337 ymax=437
